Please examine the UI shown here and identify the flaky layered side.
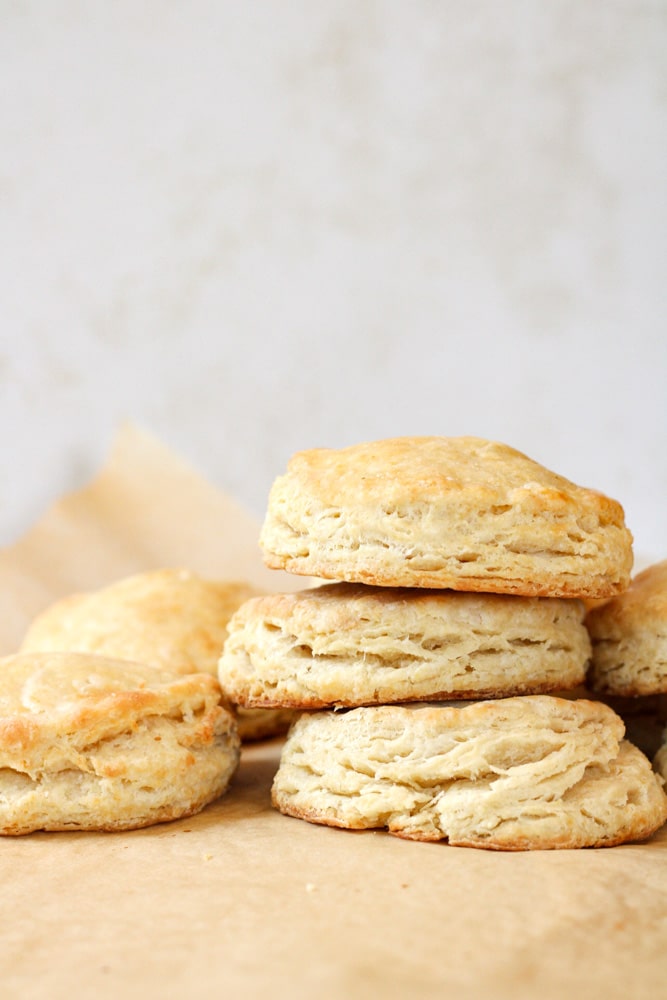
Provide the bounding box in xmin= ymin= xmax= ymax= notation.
xmin=260 ymin=437 xmax=633 ymax=599
xmin=219 ymin=584 xmax=591 ymax=707
xmin=0 ymin=652 xmax=240 ymax=834
xmin=586 ymin=560 xmax=667 ymax=696
xmin=272 ymin=697 xmax=667 ymax=849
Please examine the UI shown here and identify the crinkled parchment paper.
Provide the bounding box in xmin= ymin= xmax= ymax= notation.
xmin=1 ymin=426 xmax=665 ymax=1000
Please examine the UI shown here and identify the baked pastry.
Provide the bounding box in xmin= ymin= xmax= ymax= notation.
xmin=260 ymin=437 xmax=633 ymax=599
xmin=0 ymin=652 xmax=240 ymax=834
xmin=272 ymin=696 xmax=667 ymax=849
xmin=219 ymin=583 xmax=591 ymax=708
xmin=19 ymin=568 xmax=293 ymax=741
xmin=586 ymin=560 xmax=667 ymax=696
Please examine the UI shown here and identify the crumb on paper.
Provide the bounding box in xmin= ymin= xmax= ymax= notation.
xmin=203 ymin=853 xmax=213 ymax=861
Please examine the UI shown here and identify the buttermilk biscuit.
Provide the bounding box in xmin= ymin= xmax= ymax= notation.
xmin=586 ymin=560 xmax=667 ymax=696
xmin=260 ymin=437 xmax=632 ymax=599
xmin=219 ymin=584 xmax=591 ymax=708
xmin=0 ymin=652 xmax=240 ymax=834
xmin=19 ymin=568 xmax=293 ymax=741
xmin=272 ymin=696 xmax=667 ymax=849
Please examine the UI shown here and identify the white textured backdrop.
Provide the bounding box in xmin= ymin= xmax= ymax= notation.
xmin=1 ymin=2 xmax=665 ymax=563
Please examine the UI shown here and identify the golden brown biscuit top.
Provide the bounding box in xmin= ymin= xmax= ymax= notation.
xmin=0 ymin=651 xmax=219 ymax=718
xmin=0 ymin=651 xmax=226 ymax=757
xmin=20 ymin=569 xmax=261 ymax=676
xmin=586 ymin=559 xmax=667 ymax=636
xmin=273 ymin=437 xmax=625 ymax=522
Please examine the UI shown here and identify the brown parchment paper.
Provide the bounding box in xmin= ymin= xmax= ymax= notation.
xmin=1 ymin=426 xmax=666 ymax=1000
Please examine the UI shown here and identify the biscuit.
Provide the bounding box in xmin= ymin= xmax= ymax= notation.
xmin=272 ymin=696 xmax=667 ymax=849
xmin=219 ymin=583 xmax=591 ymax=708
xmin=19 ymin=568 xmax=295 ymax=741
xmin=260 ymin=437 xmax=632 ymax=599
xmin=586 ymin=560 xmax=667 ymax=696
xmin=0 ymin=652 xmax=240 ymax=834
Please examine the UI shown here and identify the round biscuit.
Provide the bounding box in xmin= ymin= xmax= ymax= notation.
xmin=219 ymin=583 xmax=592 ymax=708
xmin=272 ymin=696 xmax=667 ymax=849
xmin=0 ymin=651 xmax=240 ymax=834
xmin=260 ymin=437 xmax=633 ymax=599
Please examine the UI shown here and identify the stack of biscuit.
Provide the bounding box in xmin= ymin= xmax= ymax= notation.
xmin=219 ymin=436 xmax=667 ymax=849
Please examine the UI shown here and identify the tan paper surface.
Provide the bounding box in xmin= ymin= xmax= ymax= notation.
xmin=1 ymin=426 xmax=666 ymax=999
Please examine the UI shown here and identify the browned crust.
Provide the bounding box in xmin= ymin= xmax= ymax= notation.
xmin=232 ymin=675 xmax=585 ymax=711
xmin=0 ymin=795 xmax=221 ymax=837
xmin=262 ymin=553 xmax=628 ymax=599
xmin=270 ymin=794 xmax=666 ymax=850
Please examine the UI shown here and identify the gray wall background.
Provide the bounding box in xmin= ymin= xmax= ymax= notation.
xmin=1 ymin=2 xmax=665 ymax=564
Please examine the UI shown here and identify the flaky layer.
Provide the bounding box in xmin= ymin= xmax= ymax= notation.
xmin=0 ymin=652 xmax=240 ymax=834
xmin=272 ymin=697 xmax=667 ymax=849
xmin=260 ymin=437 xmax=633 ymax=599
xmin=220 ymin=584 xmax=591 ymax=708
xmin=586 ymin=560 xmax=667 ymax=696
